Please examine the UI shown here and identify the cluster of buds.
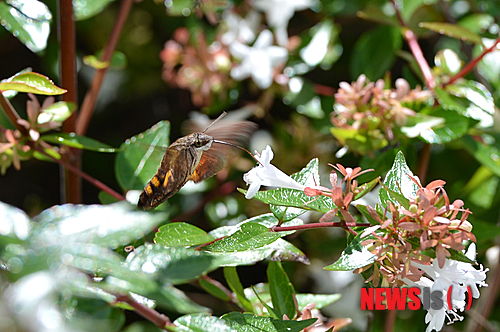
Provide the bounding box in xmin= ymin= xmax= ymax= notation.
xmin=358 ymin=178 xmax=475 ymax=287
xmin=304 ymin=164 xmax=374 ymax=231
xmin=160 ymin=27 xmax=233 ymax=107
xmin=0 ymin=94 xmax=63 ymax=174
xmin=332 ymin=75 xmax=432 ymax=154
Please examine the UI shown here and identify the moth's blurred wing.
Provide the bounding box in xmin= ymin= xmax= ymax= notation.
xmin=189 ymin=120 xmax=257 ymax=183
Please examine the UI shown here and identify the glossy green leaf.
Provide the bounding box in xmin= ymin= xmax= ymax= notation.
xmin=355 ymin=204 xmax=380 ymax=226
xmin=223 ymin=267 xmax=254 ymax=312
xmin=221 ymin=312 xmax=316 ymax=332
xmin=324 ymin=232 xmax=376 ymax=271
xmin=418 ymin=22 xmax=483 ymax=45
xmin=115 ymin=121 xmax=170 ymax=191
xmin=73 ymin=0 xmax=116 ymax=21
xmin=267 ymin=261 xmax=296 ymax=319
xmin=0 ymin=0 xmax=51 ymax=52
xmin=245 ymin=159 xmax=336 ymax=214
xmin=379 ymin=151 xmax=419 ymax=209
xmin=41 ymin=133 xmax=116 ymax=152
xmin=155 ymin=222 xmax=214 ymax=247
xmin=125 ymin=244 xmax=214 ymax=284
xmin=353 ymin=177 xmax=379 ymax=201
xmin=350 ymin=25 xmax=402 ymax=80
xmin=33 ymin=202 xmax=166 ymax=248
xmin=173 ymin=314 xmax=233 ymax=332
xmin=0 ymin=72 xmax=66 ymax=95
xmin=198 ymin=277 xmax=231 ymax=302
xmin=37 ymin=101 xmax=76 ymax=126
xmin=461 ymin=135 xmax=500 ymax=178
xmin=443 ymin=81 xmax=495 ymax=128
xmin=204 ymin=222 xmax=282 ymax=252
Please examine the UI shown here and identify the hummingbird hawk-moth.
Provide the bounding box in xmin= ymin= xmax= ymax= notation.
xmin=137 ymin=113 xmax=256 ymax=210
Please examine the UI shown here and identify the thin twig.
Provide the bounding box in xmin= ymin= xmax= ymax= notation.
xmin=76 ymin=0 xmax=135 ymax=136
xmin=272 ymin=221 xmax=370 ymax=232
xmin=391 ymin=0 xmax=436 ymax=91
xmin=0 ymin=92 xmax=27 ymax=135
xmin=115 ymin=293 xmax=172 ymax=329
xmin=36 ymin=146 xmax=125 ymax=201
xmin=446 ymin=36 xmax=500 ymax=86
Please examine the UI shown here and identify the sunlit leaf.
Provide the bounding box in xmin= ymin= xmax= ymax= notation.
xmin=115 ymin=121 xmax=170 ymax=192
xmin=174 ymin=314 xmax=233 ymax=332
xmin=434 ymin=49 xmax=462 ymax=76
xmin=295 ymin=293 xmax=341 ymax=311
xmin=0 ymin=201 xmax=31 ymax=245
xmin=379 ymin=151 xmax=419 ymax=209
xmin=37 ymin=102 xmax=76 ymax=126
xmin=458 ymin=13 xmax=494 ymax=34
xmin=0 ymin=72 xmax=66 ymax=95
xmin=83 ymin=51 xmax=127 ymax=70
xmin=125 ymin=244 xmax=214 ymax=284
xmin=0 ymin=0 xmax=51 ymax=52
xmin=41 ymin=133 xmax=116 ymax=152
xmin=324 ymin=232 xmax=376 ymax=271
xmin=73 ymin=0 xmax=116 ymax=21
xmin=154 ymin=222 xmax=214 ymax=247
xmin=419 ymin=22 xmax=483 ymax=45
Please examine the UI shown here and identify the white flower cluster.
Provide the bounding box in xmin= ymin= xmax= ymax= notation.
xmin=221 ymin=0 xmax=316 ymax=89
xmin=403 ymin=244 xmax=488 ymax=332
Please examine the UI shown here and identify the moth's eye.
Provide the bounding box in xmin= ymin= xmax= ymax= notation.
xmin=194 ymin=139 xmax=204 ymax=148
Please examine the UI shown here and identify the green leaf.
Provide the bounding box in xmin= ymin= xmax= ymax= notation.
xmin=379 ymin=151 xmax=419 ymax=209
xmin=246 ymin=159 xmax=336 ymax=214
xmin=198 ymin=277 xmax=231 ymax=302
xmin=115 ymin=121 xmax=170 ymax=191
xmin=73 ymin=0 xmax=116 ymax=21
xmin=33 ymin=202 xmax=165 ymax=248
xmin=204 ymin=222 xmax=282 ymax=252
xmin=224 ymin=267 xmax=254 ymax=312
xmin=98 ymin=191 xmax=120 ymax=204
xmin=434 ymin=49 xmax=463 ymax=76
xmin=350 ymin=26 xmax=402 ymax=80
xmin=324 ymin=232 xmax=376 ymax=271
xmin=418 ymin=22 xmax=483 ymax=45
xmin=461 ymin=135 xmax=500 ymax=178
xmin=221 ymin=312 xmax=316 ymax=332
xmin=458 ymin=13 xmax=494 ymax=34
xmin=0 ymin=0 xmax=51 ymax=53
xmin=353 ymin=177 xmax=379 ymax=201
xmin=173 ymin=314 xmax=233 ymax=332
xmin=83 ymin=51 xmax=127 ymax=70
xmin=295 ymin=293 xmax=341 ymax=311
xmin=0 ymin=72 xmax=66 ymax=95
xmin=355 ymin=204 xmax=380 ymax=226
xmin=125 ymin=244 xmax=214 ymax=284
xmin=267 ymin=261 xmax=296 ymax=319
xmin=443 ymin=81 xmax=495 ymax=128
xmin=40 ymin=133 xmax=116 ymax=152
xmin=155 ymin=223 xmax=214 ymax=247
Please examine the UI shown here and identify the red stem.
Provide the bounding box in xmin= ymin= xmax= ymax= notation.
xmin=58 ymin=0 xmax=82 ymax=204
xmin=447 ymin=36 xmax=500 ymax=86
xmin=115 ymin=294 xmax=172 ymax=329
xmin=36 ymin=147 xmax=125 ymax=201
xmin=272 ymin=221 xmax=370 ymax=232
xmin=76 ymin=0 xmax=134 ymax=136
xmin=391 ymin=0 xmax=436 ymax=91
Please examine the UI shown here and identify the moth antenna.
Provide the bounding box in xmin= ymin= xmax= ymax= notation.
xmin=213 ymin=140 xmax=263 ymax=166
xmin=202 ymin=111 xmax=227 ymax=133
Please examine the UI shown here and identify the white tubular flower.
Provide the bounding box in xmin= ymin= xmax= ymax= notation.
xmin=404 ymin=244 xmax=488 ymax=332
xmin=221 ymin=10 xmax=261 ymax=45
xmin=229 ymin=29 xmax=288 ymax=89
xmin=243 ymin=145 xmax=305 ymax=199
xmin=252 ymin=0 xmax=315 ymax=46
